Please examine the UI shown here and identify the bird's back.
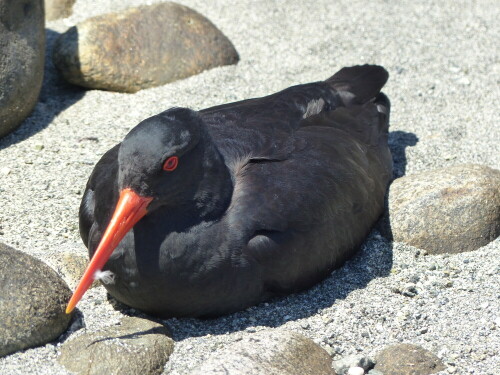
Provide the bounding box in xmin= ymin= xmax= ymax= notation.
xmin=199 ymin=65 xmax=393 ymax=300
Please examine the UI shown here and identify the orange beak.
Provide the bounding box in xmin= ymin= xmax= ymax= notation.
xmin=66 ymin=188 xmax=153 ymax=314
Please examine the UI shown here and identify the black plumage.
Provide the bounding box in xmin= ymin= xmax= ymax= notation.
xmin=72 ymin=65 xmax=393 ymax=318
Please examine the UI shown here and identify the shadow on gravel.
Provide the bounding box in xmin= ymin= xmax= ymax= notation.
xmin=388 ymin=130 xmax=419 ymax=179
xmin=378 ymin=131 xmax=419 ymax=241
xmin=0 ymin=28 xmax=85 ymax=150
xmin=110 ymin=131 xmax=419 ymax=341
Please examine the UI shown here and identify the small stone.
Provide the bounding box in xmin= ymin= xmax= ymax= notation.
xmin=409 ymin=274 xmax=420 ymax=283
xmin=333 ymin=355 xmax=374 ymax=374
xmin=322 ymin=315 xmax=333 ymax=324
xmin=456 ymin=77 xmax=471 ymax=85
xmin=375 ymin=343 xmax=445 ymax=375
xmin=348 ymin=367 xmax=365 ymax=375
xmin=402 ymin=284 xmax=418 ymax=297
xmin=428 ymin=264 xmax=437 ymax=271
xmin=0 ymin=167 xmax=11 ymax=175
xmin=420 ymin=327 xmax=428 ymax=334
xmin=34 ymin=143 xmax=44 ymax=151
xmin=301 ymin=322 xmax=310 ymax=330
xmin=323 ymin=345 xmax=335 ymax=356
xmin=45 ymin=0 xmax=76 ymax=21
xmin=53 ymin=3 xmax=239 ymax=92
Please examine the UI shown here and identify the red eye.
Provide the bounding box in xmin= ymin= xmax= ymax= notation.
xmin=163 ymin=156 xmax=178 ymax=171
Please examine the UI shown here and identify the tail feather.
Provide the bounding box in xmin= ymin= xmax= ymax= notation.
xmin=326 ymin=65 xmax=389 ymax=105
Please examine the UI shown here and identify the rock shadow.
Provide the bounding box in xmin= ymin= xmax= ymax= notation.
xmin=388 ymin=130 xmax=419 ymax=179
xmin=57 ymin=309 xmax=86 ymax=344
xmin=109 ymin=130 xmax=418 ymax=341
xmin=378 ymin=131 xmax=419 ymax=240
xmin=91 ymin=326 xmax=170 ymax=344
xmin=0 ymin=28 xmax=85 ymax=150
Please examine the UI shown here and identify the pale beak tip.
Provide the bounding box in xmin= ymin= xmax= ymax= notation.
xmin=65 ymin=305 xmax=74 ymax=315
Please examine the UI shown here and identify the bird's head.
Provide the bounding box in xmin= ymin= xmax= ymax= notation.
xmin=66 ymin=108 xmax=211 ymax=314
xmin=117 ymin=107 xmax=205 ymax=203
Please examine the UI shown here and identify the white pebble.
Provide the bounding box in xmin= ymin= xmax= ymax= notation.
xmin=347 ymin=366 xmax=365 ymax=375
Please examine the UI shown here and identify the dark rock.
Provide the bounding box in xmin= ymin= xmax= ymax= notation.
xmin=333 ymin=354 xmax=374 ymax=374
xmin=374 ymin=343 xmax=445 ymax=375
xmin=53 ymin=2 xmax=239 ymax=92
xmin=381 ymin=164 xmax=500 ymax=253
xmin=45 ymin=0 xmax=75 ymax=20
xmin=0 ymin=0 xmax=45 ymax=138
xmin=402 ymin=284 xmax=418 ymax=297
xmin=58 ymin=316 xmax=174 ymax=375
xmin=191 ymin=330 xmax=336 ymax=375
xmin=0 ymin=243 xmax=72 ymax=358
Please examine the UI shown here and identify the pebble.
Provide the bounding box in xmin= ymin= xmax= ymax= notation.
xmin=402 ymin=284 xmax=418 ymax=297
xmin=457 ymin=77 xmax=471 ymax=85
xmin=347 ymin=366 xmax=365 ymax=375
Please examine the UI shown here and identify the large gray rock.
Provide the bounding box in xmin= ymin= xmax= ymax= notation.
xmin=374 ymin=343 xmax=445 ymax=375
xmin=0 ymin=0 xmax=45 ymax=138
xmin=191 ymin=330 xmax=336 ymax=375
xmin=0 ymin=243 xmax=72 ymax=358
xmin=53 ymin=2 xmax=239 ymax=92
xmin=45 ymin=0 xmax=75 ymax=20
xmin=58 ymin=316 xmax=174 ymax=375
xmin=381 ymin=164 xmax=500 ymax=253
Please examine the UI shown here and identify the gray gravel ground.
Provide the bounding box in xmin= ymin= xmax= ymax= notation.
xmin=0 ymin=0 xmax=499 ymax=374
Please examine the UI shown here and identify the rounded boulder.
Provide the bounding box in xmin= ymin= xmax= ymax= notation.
xmin=53 ymin=2 xmax=239 ymax=92
xmin=0 ymin=243 xmax=72 ymax=358
xmin=0 ymin=0 xmax=45 ymax=138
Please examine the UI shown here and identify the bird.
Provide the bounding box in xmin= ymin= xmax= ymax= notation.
xmin=66 ymin=65 xmax=393 ymax=318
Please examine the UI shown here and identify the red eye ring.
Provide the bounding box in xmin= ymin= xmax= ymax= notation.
xmin=163 ymin=156 xmax=178 ymax=171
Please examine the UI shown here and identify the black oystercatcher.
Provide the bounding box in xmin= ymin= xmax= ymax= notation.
xmin=67 ymin=65 xmax=393 ymax=318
